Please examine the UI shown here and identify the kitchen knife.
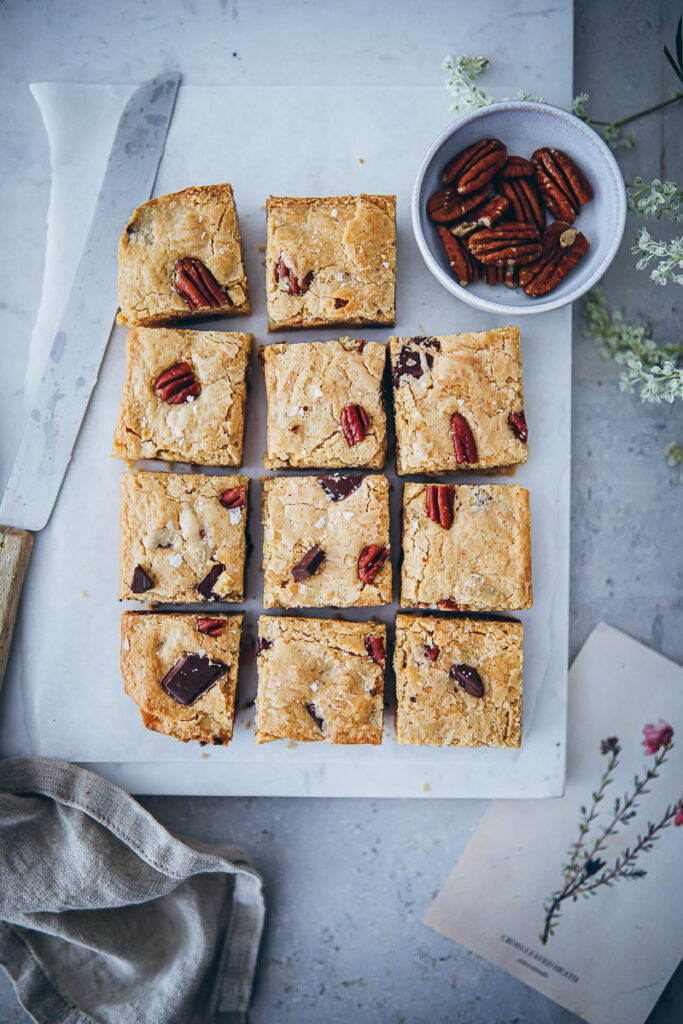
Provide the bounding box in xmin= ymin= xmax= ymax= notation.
xmin=0 ymin=72 xmax=180 ymax=690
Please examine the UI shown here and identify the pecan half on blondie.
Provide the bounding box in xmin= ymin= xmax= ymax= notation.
xmin=265 ymin=194 xmax=396 ymax=330
xmin=118 ymin=184 xmax=249 ymax=325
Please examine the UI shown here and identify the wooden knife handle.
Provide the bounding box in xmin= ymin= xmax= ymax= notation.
xmin=0 ymin=527 xmax=33 ymax=692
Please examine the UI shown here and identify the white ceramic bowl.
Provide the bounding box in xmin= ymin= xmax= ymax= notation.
xmin=411 ymin=101 xmax=627 ymax=315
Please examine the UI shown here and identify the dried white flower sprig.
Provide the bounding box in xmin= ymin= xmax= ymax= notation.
xmin=443 ymin=28 xmax=683 ymax=152
xmin=632 ymin=229 xmax=683 ymax=287
xmin=627 ymin=178 xmax=683 ymax=221
xmin=584 ymin=288 xmax=683 ymax=405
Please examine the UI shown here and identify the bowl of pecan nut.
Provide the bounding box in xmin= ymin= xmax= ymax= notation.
xmin=412 ymin=101 xmax=627 ymax=315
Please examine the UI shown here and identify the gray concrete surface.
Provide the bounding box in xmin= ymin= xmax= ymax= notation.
xmin=1 ymin=0 xmax=681 ymax=1021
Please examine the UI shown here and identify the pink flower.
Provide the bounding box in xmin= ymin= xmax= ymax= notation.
xmin=675 ymin=801 xmax=683 ymax=828
xmin=642 ymin=720 xmax=674 ymax=755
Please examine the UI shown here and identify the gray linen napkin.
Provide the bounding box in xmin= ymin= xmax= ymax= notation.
xmin=0 ymin=758 xmax=265 ymax=1024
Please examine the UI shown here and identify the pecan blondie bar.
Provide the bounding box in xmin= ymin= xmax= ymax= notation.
xmin=394 ymin=614 xmax=523 ymax=748
xmin=261 ymin=338 xmax=387 ymax=469
xmin=121 ymin=611 xmax=242 ymax=745
xmin=112 ymin=327 xmax=251 ymax=466
xmin=265 ymin=194 xmax=396 ymax=330
xmin=120 ymin=472 xmax=248 ymax=603
xmin=255 ymin=616 xmax=385 ymax=744
xmin=261 ymin=474 xmax=391 ymax=608
xmin=118 ymin=184 xmax=249 ymax=325
xmin=389 ymin=328 xmax=528 ymax=474
xmin=400 ymin=483 xmax=532 ymax=611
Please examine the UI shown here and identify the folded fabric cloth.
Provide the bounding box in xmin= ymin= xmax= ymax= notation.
xmin=0 ymin=758 xmax=265 ymax=1024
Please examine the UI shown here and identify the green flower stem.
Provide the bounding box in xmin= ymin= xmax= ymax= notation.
xmin=582 ymin=744 xmax=671 ymax=862
xmin=580 ymin=804 xmax=681 ymax=895
xmin=587 ymin=91 xmax=683 ymax=129
xmin=564 ymin=749 xmax=619 ymax=882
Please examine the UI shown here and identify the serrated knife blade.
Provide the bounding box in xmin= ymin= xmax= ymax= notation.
xmin=0 ymin=72 xmax=180 ymax=532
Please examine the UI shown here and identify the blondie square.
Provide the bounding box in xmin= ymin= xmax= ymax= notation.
xmin=121 ymin=611 xmax=243 ymax=745
xmin=112 ymin=327 xmax=251 ymax=466
xmin=389 ymin=328 xmax=528 ymax=474
xmin=261 ymin=474 xmax=391 ymax=608
xmin=261 ymin=338 xmax=387 ymax=469
xmin=120 ymin=471 xmax=248 ymax=603
xmin=255 ymin=616 xmax=385 ymax=744
xmin=400 ymin=483 xmax=532 ymax=611
xmin=265 ymin=194 xmax=396 ymax=330
xmin=118 ymin=184 xmax=249 ymax=326
xmin=394 ymin=614 xmax=523 ymax=748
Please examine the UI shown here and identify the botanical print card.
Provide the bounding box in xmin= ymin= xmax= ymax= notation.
xmin=424 ymin=623 xmax=683 ymax=1024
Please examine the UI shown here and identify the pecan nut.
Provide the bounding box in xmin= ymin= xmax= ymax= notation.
xmin=467 ymin=222 xmax=542 ymax=267
xmin=532 ymin=147 xmax=594 ymax=223
xmin=508 ymin=410 xmax=528 ymax=442
xmin=154 ymin=362 xmax=201 ymax=404
xmin=219 ymin=485 xmax=246 ymax=509
xmin=425 ymin=484 xmax=455 ymax=529
xmin=291 ymin=545 xmax=325 ymax=582
xmin=437 ymin=227 xmax=479 ymax=286
xmin=450 ymin=194 xmax=510 ymax=237
xmin=341 ymin=404 xmax=370 ymax=446
xmin=481 ymin=264 xmax=505 ymax=286
xmin=364 ymin=635 xmax=386 ymax=668
xmin=442 ymin=139 xmax=507 ymax=194
xmin=358 ymin=544 xmax=389 ymax=585
xmin=276 ymin=256 xmax=314 ymax=295
xmin=498 ymin=155 xmax=536 ymax=179
xmin=518 ymin=221 xmax=589 ymax=297
xmin=450 ymin=663 xmax=485 ymax=698
xmin=498 ymin=177 xmax=546 ymax=233
xmin=451 ymin=412 xmax=478 ymax=464
xmin=426 ymin=184 xmax=491 ymax=223
xmin=197 ymin=617 xmax=226 ymax=636
xmin=174 ymin=258 xmax=228 ymax=309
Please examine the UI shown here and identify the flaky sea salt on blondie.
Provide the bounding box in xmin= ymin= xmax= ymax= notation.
xmin=389 ymin=328 xmax=528 ymax=475
xmin=112 ymin=327 xmax=251 ymax=466
xmin=394 ymin=614 xmax=523 ymax=748
xmin=400 ymin=483 xmax=532 ymax=611
xmin=255 ymin=616 xmax=385 ymax=744
xmin=121 ymin=612 xmax=243 ymax=745
xmin=261 ymin=474 xmax=391 ymax=608
xmin=260 ymin=338 xmax=387 ymax=469
xmin=120 ymin=472 xmax=248 ymax=603
xmin=265 ymin=194 xmax=396 ymax=330
xmin=118 ymin=184 xmax=249 ymax=326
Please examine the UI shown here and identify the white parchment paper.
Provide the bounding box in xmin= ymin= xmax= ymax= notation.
xmin=0 ymin=83 xmax=571 ymax=796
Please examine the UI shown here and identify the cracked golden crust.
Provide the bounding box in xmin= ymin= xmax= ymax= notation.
xmin=261 ymin=339 xmax=387 ymax=469
xmin=265 ymin=194 xmax=396 ymax=330
xmin=112 ymin=327 xmax=251 ymax=466
xmin=121 ymin=612 xmax=243 ymax=745
xmin=120 ymin=472 xmax=247 ymax=603
xmin=118 ymin=184 xmax=250 ymax=326
xmin=394 ymin=614 xmax=522 ymax=747
xmin=400 ymin=483 xmax=532 ymax=611
xmin=261 ymin=475 xmax=391 ymax=608
xmin=389 ymin=328 xmax=528 ymax=475
xmin=255 ymin=616 xmax=385 ymax=744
